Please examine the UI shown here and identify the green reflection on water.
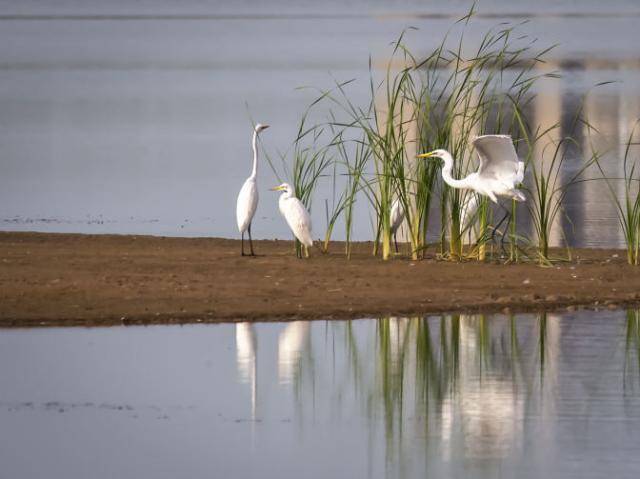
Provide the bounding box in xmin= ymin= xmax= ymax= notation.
xmin=625 ymin=309 xmax=640 ymax=393
xmin=239 ymin=309 xmax=640 ymax=476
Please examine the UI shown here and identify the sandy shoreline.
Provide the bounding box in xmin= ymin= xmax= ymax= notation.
xmin=1 ymin=231 xmax=639 ymax=327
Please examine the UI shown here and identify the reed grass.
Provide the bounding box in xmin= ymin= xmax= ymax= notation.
xmin=266 ymin=7 xmax=609 ymax=265
xmin=265 ymin=98 xmax=338 ymax=256
xmin=342 ymin=134 xmax=371 ymax=258
xmin=407 ymin=13 xmax=557 ymax=260
xmin=594 ymin=121 xmax=640 ymax=265
xmin=328 ymin=46 xmax=417 ymax=260
xmin=513 ymin=99 xmax=599 ymax=264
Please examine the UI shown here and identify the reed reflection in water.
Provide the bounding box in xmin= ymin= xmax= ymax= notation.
xmin=236 ymin=311 xmax=640 ymax=478
xmin=2 ymin=310 xmax=640 ymax=478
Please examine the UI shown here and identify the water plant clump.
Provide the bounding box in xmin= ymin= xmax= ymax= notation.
xmin=594 ymin=120 xmax=640 ymax=265
xmin=266 ymin=8 xmax=618 ymax=265
xmin=326 ymin=13 xmax=561 ymax=261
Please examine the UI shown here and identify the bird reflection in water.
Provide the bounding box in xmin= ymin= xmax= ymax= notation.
xmin=438 ymin=315 xmax=525 ymax=461
xmin=278 ymin=321 xmax=311 ymax=385
xmin=235 ymin=323 xmax=257 ymax=421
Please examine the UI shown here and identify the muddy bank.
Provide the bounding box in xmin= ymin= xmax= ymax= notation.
xmin=1 ymin=232 xmax=639 ymax=327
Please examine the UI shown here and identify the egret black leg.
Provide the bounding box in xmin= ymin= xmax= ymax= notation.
xmin=490 ymin=203 xmax=511 ymax=254
xmin=248 ymin=223 xmax=255 ymax=256
xmin=241 ymin=231 xmax=246 ymax=256
xmin=394 ymin=233 xmax=399 ymax=253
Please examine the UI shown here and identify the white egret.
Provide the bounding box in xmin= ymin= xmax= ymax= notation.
xmin=270 ymin=183 xmax=313 ymax=258
xmin=417 ymin=135 xmax=525 ymax=203
xmin=236 ymin=123 xmax=269 ymax=256
xmin=390 ymin=198 xmax=405 ymax=253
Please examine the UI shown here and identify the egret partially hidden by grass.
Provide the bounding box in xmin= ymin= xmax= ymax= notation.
xmin=271 ymin=183 xmax=313 ymax=258
xmin=417 ymin=136 xmax=525 ymax=260
xmin=390 ymin=198 xmax=405 ymax=253
xmin=236 ymin=123 xmax=269 ymax=256
xmin=418 ymin=135 xmax=525 ymax=204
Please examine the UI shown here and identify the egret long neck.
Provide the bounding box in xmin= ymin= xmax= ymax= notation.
xmin=250 ymin=130 xmax=259 ymax=179
xmin=440 ymin=151 xmax=472 ymax=189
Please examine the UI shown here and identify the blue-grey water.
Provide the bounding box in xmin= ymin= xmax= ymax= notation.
xmin=1 ymin=310 xmax=640 ymax=478
xmin=1 ymin=0 xmax=639 ymax=247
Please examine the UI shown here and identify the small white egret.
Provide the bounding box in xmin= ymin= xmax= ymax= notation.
xmin=236 ymin=123 xmax=269 ymax=256
xmin=270 ymin=183 xmax=313 ymax=258
xmin=390 ymin=197 xmax=405 ymax=253
xmin=417 ymin=135 xmax=525 ymax=203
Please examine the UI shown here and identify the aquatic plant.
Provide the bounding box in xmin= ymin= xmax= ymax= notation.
xmin=341 ymin=133 xmax=371 ymax=258
xmin=268 ymin=6 xmax=605 ymax=265
xmin=513 ymin=99 xmax=600 ymax=264
xmin=328 ymin=46 xmax=418 ymax=260
xmin=594 ymin=121 xmax=640 ymax=265
xmin=320 ymin=120 xmax=371 ymax=256
xmin=320 ymin=127 xmax=350 ymax=254
xmin=417 ymin=21 xmax=556 ymax=260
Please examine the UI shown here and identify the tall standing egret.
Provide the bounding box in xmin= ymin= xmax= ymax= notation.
xmin=417 ymin=135 xmax=525 ymax=204
xmin=270 ymin=183 xmax=313 ymax=258
xmin=236 ymin=123 xmax=269 ymax=256
xmin=390 ymin=197 xmax=405 ymax=253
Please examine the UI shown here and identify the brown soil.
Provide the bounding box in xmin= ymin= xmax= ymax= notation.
xmin=1 ymin=231 xmax=639 ymax=327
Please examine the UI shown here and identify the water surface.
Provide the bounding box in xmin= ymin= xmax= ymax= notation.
xmin=1 ymin=1 xmax=640 ymax=246
xmin=2 ymin=310 xmax=640 ymax=478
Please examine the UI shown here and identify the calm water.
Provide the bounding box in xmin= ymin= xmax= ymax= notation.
xmin=1 ymin=0 xmax=639 ymax=246
xmin=1 ymin=310 xmax=640 ymax=478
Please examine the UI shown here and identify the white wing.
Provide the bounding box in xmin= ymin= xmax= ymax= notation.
xmin=236 ymin=178 xmax=258 ymax=233
xmin=281 ymin=197 xmax=313 ymax=247
xmin=473 ymin=135 xmax=522 ymax=186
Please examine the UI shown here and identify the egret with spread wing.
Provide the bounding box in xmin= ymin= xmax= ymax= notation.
xmin=236 ymin=123 xmax=269 ymax=256
xmin=271 ymin=183 xmax=313 ymax=258
xmin=417 ymin=135 xmax=525 ymax=203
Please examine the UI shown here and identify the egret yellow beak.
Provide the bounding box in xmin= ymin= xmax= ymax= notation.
xmin=270 ymin=185 xmax=286 ymax=191
xmin=416 ymin=151 xmax=436 ymax=159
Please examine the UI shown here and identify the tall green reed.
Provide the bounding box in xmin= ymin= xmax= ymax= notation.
xmin=267 ymin=7 xmax=597 ymax=264
xmin=341 ymin=134 xmax=371 ymax=258
xmin=330 ymin=46 xmax=418 ymax=260
xmin=513 ymin=98 xmax=599 ymax=264
xmin=409 ymin=15 xmax=557 ymax=260
xmin=594 ymin=121 xmax=640 ymax=265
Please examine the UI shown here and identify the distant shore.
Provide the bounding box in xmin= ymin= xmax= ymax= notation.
xmin=1 ymin=231 xmax=639 ymax=327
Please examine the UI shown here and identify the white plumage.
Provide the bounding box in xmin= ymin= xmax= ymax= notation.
xmin=390 ymin=197 xmax=405 ymax=252
xmin=278 ymin=321 xmax=311 ymax=384
xmin=271 ymin=183 xmax=313 ymax=254
xmin=236 ymin=123 xmax=269 ymax=256
xmin=390 ymin=198 xmax=405 ymax=235
xmin=472 ymin=135 xmax=525 ymax=201
xmin=236 ymin=178 xmax=258 ymax=233
xmin=418 ymin=134 xmax=525 ymax=203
